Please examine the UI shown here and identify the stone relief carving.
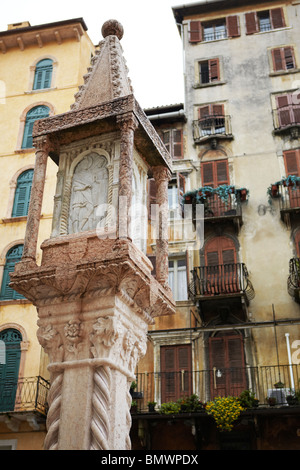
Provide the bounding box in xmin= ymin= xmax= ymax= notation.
xmin=69 ymin=153 xmax=108 ymax=234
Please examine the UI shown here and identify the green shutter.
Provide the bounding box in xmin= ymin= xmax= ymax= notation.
xmin=33 ymin=59 xmax=53 ymax=90
xmin=21 ymin=106 xmax=50 ymax=149
xmin=0 ymin=329 xmax=22 ymax=412
xmin=0 ymin=245 xmax=24 ymax=300
xmin=12 ymin=170 xmax=33 ymax=217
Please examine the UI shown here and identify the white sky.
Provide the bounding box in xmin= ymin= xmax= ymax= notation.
xmin=0 ymin=0 xmax=193 ymax=109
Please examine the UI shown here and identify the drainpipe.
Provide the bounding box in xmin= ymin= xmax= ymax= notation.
xmin=285 ymin=333 xmax=295 ymax=389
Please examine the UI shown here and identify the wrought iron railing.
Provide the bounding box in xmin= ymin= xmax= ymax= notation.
xmin=275 ymin=183 xmax=300 ymax=212
xmin=0 ymin=376 xmax=49 ymax=414
xmin=133 ymin=364 xmax=300 ymax=412
xmin=193 ymin=115 xmax=232 ymax=142
xmin=188 ymin=263 xmax=255 ymax=302
xmin=202 ymin=193 xmax=242 ymax=220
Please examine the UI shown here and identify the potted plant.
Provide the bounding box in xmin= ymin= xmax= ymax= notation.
xmin=286 ymin=390 xmax=298 ymax=406
xmin=267 ymin=396 xmax=277 ymax=406
xmin=239 ymin=389 xmax=259 ymax=408
xmin=205 ymin=396 xmax=244 ymax=432
xmin=130 ymin=381 xmax=143 ymax=399
xmin=147 ymin=401 xmax=157 ymax=412
xmin=274 ymin=381 xmax=284 ymax=389
xmin=130 ymin=400 xmax=138 ymax=413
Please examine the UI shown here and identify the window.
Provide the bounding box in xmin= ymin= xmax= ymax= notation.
xmin=162 ymin=129 xmax=183 ymax=159
xmin=21 ymin=105 xmax=50 ymax=149
xmin=283 ymin=149 xmax=300 ymax=208
xmin=168 ymin=258 xmax=188 ymax=301
xmin=245 ymin=8 xmax=285 ymax=34
xmin=168 ymin=173 xmax=185 ymax=219
xmin=271 ymin=47 xmax=296 ymax=72
xmin=275 ymin=94 xmax=300 ymax=128
xmin=189 ymin=16 xmax=240 ymax=42
xmin=201 ymin=159 xmax=229 ymax=188
xmin=0 ymin=329 xmax=22 ymax=412
xmin=12 ymin=169 xmax=33 ymax=217
xmin=198 ymin=104 xmax=225 ymax=136
xmin=33 ymin=59 xmax=53 ymax=90
xmin=0 ymin=245 xmax=24 ymax=300
xmin=198 ymin=59 xmax=220 ymax=84
xmin=161 ymin=344 xmax=192 ymax=402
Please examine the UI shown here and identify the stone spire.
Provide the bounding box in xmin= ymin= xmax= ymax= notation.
xmin=71 ymin=19 xmax=133 ymax=110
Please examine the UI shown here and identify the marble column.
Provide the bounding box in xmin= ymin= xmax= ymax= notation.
xmin=152 ymin=166 xmax=171 ymax=287
xmin=117 ymin=112 xmax=138 ymax=240
xmin=22 ymin=136 xmax=50 ymax=265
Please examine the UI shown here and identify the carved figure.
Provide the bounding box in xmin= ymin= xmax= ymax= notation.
xmin=69 ymin=153 xmax=108 ymax=233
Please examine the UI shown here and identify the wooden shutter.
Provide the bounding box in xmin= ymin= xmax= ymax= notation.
xmin=190 ymin=21 xmax=202 ymax=42
xmin=0 ymin=330 xmax=21 ymax=412
xmin=276 ymin=94 xmax=292 ymax=127
xmin=0 ymin=246 xmax=24 ymax=300
xmin=284 ymin=47 xmax=295 ymax=69
xmin=201 ymin=160 xmax=229 ymax=187
xmin=284 ymin=150 xmax=300 ymax=176
xmin=161 ymin=345 xmax=192 ymax=402
xmin=12 ymin=170 xmax=33 ymax=217
xmin=226 ymin=15 xmax=240 ymax=37
xmin=206 ymin=251 xmax=219 ymax=266
xmin=272 ymin=48 xmax=284 ymax=71
xmin=245 ymin=12 xmax=258 ymax=34
xmin=270 ymin=7 xmax=285 ymax=29
xmin=173 ymin=130 xmax=183 ymax=159
xmin=205 ymin=236 xmax=236 ymax=265
xmin=208 ymin=58 xmax=220 ymax=81
xmin=272 ymin=47 xmax=295 ymax=71
xmin=199 ymin=106 xmax=210 ymax=119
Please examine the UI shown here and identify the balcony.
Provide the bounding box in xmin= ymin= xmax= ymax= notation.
xmin=273 ymin=105 xmax=300 ymax=138
xmin=0 ymin=376 xmax=49 ymax=415
xmin=183 ymin=186 xmax=248 ymax=230
xmin=132 ymin=364 xmax=300 ymax=413
xmin=268 ymin=178 xmax=300 ymax=224
xmin=288 ymin=258 xmax=300 ymax=303
xmin=193 ymin=115 xmax=233 ymax=144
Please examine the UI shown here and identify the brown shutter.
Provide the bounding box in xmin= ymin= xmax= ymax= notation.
xmin=209 ymin=58 xmax=220 ymax=81
xmin=272 ymin=48 xmax=284 ymax=71
xmin=202 ymin=161 xmax=214 ymax=186
xmin=161 ymin=345 xmax=192 ymax=402
xmin=199 ymin=105 xmax=210 ymax=119
xmin=212 ymin=104 xmax=224 ymax=116
xmin=216 ymin=160 xmax=229 ymax=185
xmin=190 ymin=20 xmax=202 ymax=42
xmin=226 ymin=15 xmax=240 ymax=37
xmin=206 ymin=251 xmax=219 ymax=266
xmin=245 ymin=12 xmax=258 ymax=34
xmin=276 ymin=94 xmax=292 ymax=127
xmin=284 ymin=150 xmax=299 ymax=176
xmin=222 ymin=249 xmax=235 ymax=265
xmin=173 ymin=130 xmax=183 ymax=159
xmin=270 ymin=7 xmax=285 ymax=29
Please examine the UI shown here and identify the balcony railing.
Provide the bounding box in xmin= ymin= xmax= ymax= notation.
xmin=193 ymin=115 xmax=232 ymax=142
xmin=133 ymin=364 xmax=300 ymax=412
xmin=0 ymin=376 xmax=49 ymax=415
xmin=188 ymin=263 xmax=255 ymax=303
xmin=202 ymin=193 xmax=242 ymax=220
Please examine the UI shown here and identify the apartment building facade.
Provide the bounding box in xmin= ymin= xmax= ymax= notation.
xmin=0 ymin=19 xmax=94 ymax=450
xmin=130 ymin=0 xmax=300 ymax=450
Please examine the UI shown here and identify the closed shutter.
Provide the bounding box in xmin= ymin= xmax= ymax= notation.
xmin=12 ymin=169 xmax=33 ymax=217
xmin=272 ymin=48 xmax=284 ymax=71
xmin=201 ymin=160 xmax=229 ymax=188
xmin=284 ymin=150 xmax=299 ymax=176
xmin=0 ymin=245 xmax=24 ymax=300
xmin=226 ymin=15 xmax=240 ymax=37
xmin=161 ymin=344 xmax=192 ymax=402
xmin=245 ymin=12 xmax=258 ymax=34
xmin=0 ymin=329 xmax=22 ymax=412
xmin=276 ymin=94 xmax=292 ymax=127
xmin=173 ymin=130 xmax=183 ymax=159
xmin=21 ymin=106 xmax=50 ymax=149
xmin=190 ymin=21 xmax=202 ymax=42
xmin=270 ymin=7 xmax=285 ymax=29
xmin=33 ymin=59 xmax=53 ymax=90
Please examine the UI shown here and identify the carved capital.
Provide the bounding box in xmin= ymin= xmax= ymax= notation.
xmin=152 ymin=165 xmax=172 ymax=184
xmin=117 ymin=112 xmax=138 ymax=132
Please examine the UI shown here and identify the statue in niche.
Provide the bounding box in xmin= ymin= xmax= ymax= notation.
xmin=69 ymin=153 xmax=109 ymax=233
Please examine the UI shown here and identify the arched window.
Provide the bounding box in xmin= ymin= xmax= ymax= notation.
xmin=0 ymin=245 xmax=24 ymax=300
xmin=12 ymin=169 xmax=33 ymax=217
xmin=0 ymin=328 xmax=22 ymax=411
xmin=33 ymin=58 xmax=53 ymax=90
xmin=21 ymin=105 xmax=50 ymax=149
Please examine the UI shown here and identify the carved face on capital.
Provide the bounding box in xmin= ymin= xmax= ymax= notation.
xmin=68 ymin=152 xmax=109 ymax=234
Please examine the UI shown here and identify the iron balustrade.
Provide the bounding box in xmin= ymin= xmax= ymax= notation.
xmin=275 ymin=183 xmax=300 ymax=212
xmin=188 ymin=263 xmax=255 ymax=302
xmin=288 ymin=258 xmax=300 ymax=300
xmin=193 ymin=115 xmax=232 ymax=142
xmin=202 ymin=193 xmax=241 ymax=219
xmin=133 ymin=364 xmax=300 ymax=412
xmin=0 ymin=376 xmax=49 ymax=414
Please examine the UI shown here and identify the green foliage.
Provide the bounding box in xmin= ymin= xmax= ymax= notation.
xmin=238 ymin=389 xmax=259 ymax=409
xmin=206 ymin=396 xmax=244 ymax=432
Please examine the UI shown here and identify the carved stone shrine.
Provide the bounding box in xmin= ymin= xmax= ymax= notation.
xmin=10 ymin=20 xmax=175 ymax=450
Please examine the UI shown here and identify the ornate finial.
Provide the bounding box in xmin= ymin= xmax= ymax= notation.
xmin=101 ymin=20 xmax=124 ymax=40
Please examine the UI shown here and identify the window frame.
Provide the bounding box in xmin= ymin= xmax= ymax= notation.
xmin=11 ymin=169 xmax=33 ymax=218
xmin=245 ymin=7 xmax=286 ymax=35
xmin=162 ymin=129 xmax=183 ymax=159
xmin=33 ymin=58 xmax=53 ymax=90
xmin=197 ymin=58 xmax=220 ymax=85
xmin=189 ymin=15 xmax=240 ymax=43
xmin=271 ymin=46 xmax=296 ymax=72
xmin=21 ymin=105 xmax=50 ymax=149
xmin=0 ymin=245 xmax=24 ymax=301
xmin=168 ymin=256 xmax=188 ymax=301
